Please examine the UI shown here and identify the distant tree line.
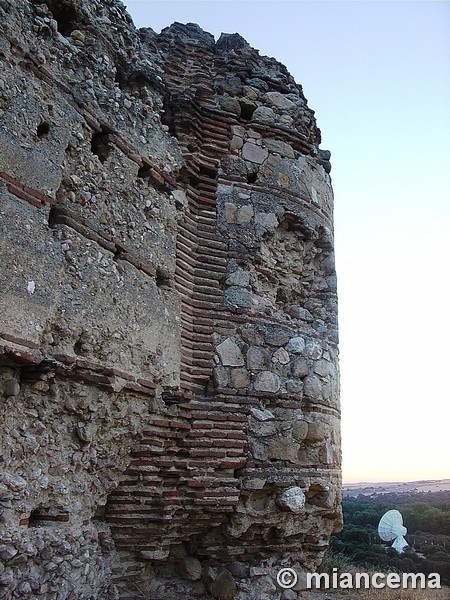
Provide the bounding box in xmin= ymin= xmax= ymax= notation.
xmin=329 ymin=491 xmax=450 ymax=584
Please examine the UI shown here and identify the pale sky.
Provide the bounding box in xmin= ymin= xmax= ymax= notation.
xmin=124 ymin=1 xmax=450 ymax=484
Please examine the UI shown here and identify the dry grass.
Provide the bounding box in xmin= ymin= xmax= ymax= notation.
xmin=308 ymin=553 xmax=450 ymax=600
xmin=307 ymin=585 xmax=450 ymax=600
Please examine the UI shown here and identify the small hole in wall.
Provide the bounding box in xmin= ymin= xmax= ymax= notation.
xmin=239 ymin=102 xmax=256 ymax=121
xmin=30 ymin=0 xmax=79 ymax=37
xmin=137 ymin=165 xmax=151 ymax=178
xmin=91 ymin=131 xmax=112 ymax=164
xmin=93 ymin=505 xmax=107 ymax=522
xmin=28 ymin=507 xmax=69 ymax=527
xmin=36 ymin=122 xmax=50 ymax=138
xmin=156 ymin=269 xmax=171 ymax=289
xmin=73 ymin=340 xmax=83 ymax=355
xmin=247 ymin=172 xmax=257 ymax=184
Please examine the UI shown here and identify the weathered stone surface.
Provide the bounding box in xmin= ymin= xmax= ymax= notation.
xmin=226 ymin=268 xmax=250 ymax=287
xmin=268 ymin=439 xmax=300 ymax=462
xmin=247 ymin=346 xmax=271 ymax=370
xmin=2 ymin=379 xmax=20 ymax=397
xmin=230 ymin=368 xmax=250 ymax=388
xmin=236 ymin=204 xmax=254 ymax=224
xmin=242 ymin=142 xmax=268 ymax=164
xmin=304 ymin=375 xmax=322 ymax=399
xmin=254 ymin=371 xmax=281 ymax=393
xmin=291 ymin=357 xmax=309 ymax=378
xmin=288 ymin=305 xmax=314 ymax=322
xmin=178 ymin=556 xmax=202 ymax=581
xmin=263 ymin=91 xmax=296 ymax=110
xmin=0 ymin=5 xmax=340 ymax=599
xmin=213 ymin=366 xmax=231 ymax=388
xmin=292 ymin=420 xmax=309 ymax=442
xmin=252 ymin=106 xmax=276 ymax=123
xmin=305 ymin=341 xmax=323 ymax=359
xmin=217 ymin=338 xmax=245 ymax=366
xmin=255 ymin=211 xmax=278 ymax=230
xmin=286 ymin=336 xmax=306 ymax=354
xmin=263 ymin=138 xmax=295 ymax=159
xmin=306 ymin=422 xmax=325 ymax=442
xmin=272 ymin=347 xmax=290 ymax=365
xmin=250 ymin=407 xmax=275 ymax=421
xmin=210 ymin=569 xmax=237 ymax=600
xmin=276 ymin=487 xmax=306 ymax=513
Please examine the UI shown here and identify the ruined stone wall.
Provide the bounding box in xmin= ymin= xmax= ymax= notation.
xmin=0 ymin=1 xmax=341 ymax=598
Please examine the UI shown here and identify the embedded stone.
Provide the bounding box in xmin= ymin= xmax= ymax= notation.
xmin=16 ymin=581 xmax=32 ymax=595
xmin=213 ymin=366 xmax=230 ymax=388
xmin=219 ymin=95 xmax=241 ymax=116
xmin=306 ymin=422 xmax=325 ymax=442
xmin=226 ymin=268 xmax=250 ymax=287
xmin=265 ymin=329 xmax=291 ymax=346
xmin=242 ymin=142 xmax=268 ymax=164
xmin=250 ymin=407 xmax=275 ymax=421
xmin=225 ymin=286 xmax=251 ymax=308
xmin=178 ymin=556 xmax=202 ymax=581
xmin=292 ymin=420 xmax=308 ymax=442
xmin=229 ymin=135 xmax=243 ymax=151
xmin=224 ymin=202 xmax=237 ymax=223
xmin=231 ymin=125 xmax=246 ymax=137
xmin=3 ymin=473 xmax=26 ymax=491
xmin=303 ymin=376 xmax=322 ymax=399
xmin=230 ymin=368 xmax=250 ymax=388
xmin=254 ymin=371 xmax=281 ymax=393
xmin=276 ymin=486 xmax=306 ymax=513
xmin=216 ymin=338 xmax=245 ymax=367
xmin=286 ymin=379 xmax=303 ymax=395
xmin=263 ymin=91 xmax=296 ymax=110
xmin=249 ymin=419 xmax=276 ymax=437
xmin=251 ymin=106 xmax=276 ymax=123
xmin=272 ymin=347 xmax=290 ymax=365
xmin=268 ymin=439 xmax=299 ymax=462
xmin=2 ymin=379 xmax=20 ymax=397
xmin=263 ymin=138 xmax=295 ymax=159
xmin=235 ymin=204 xmax=254 ymax=224
xmin=255 ymin=212 xmax=278 ymax=230
xmin=305 ymin=341 xmax=322 ymax=359
xmin=286 ymin=336 xmax=306 ymax=354
xmin=242 ymin=478 xmax=266 ymax=490
xmin=250 ymin=440 xmax=268 ymax=460
xmin=0 ymin=546 xmax=18 ymax=562
xmin=210 ymin=569 xmax=237 ymax=600
xmin=247 ymin=346 xmax=271 ymax=370
xmin=0 ymin=571 xmax=14 ymax=586
xmin=314 ymin=359 xmax=333 ymax=377
xmin=239 ymin=97 xmax=257 ymax=117
xmin=291 ymin=357 xmax=309 ymax=378
xmin=288 ymin=305 xmax=314 ymax=322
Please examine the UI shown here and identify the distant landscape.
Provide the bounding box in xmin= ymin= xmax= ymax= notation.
xmin=343 ymin=479 xmax=450 ymax=497
xmin=329 ymin=479 xmax=450 ymax=585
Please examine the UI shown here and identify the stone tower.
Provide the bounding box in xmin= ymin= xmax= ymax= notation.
xmin=0 ymin=2 xmax=341 ymax=598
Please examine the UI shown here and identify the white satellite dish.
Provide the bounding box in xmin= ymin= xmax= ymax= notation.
xmin=378 ymin=509 xmax=408 ymax=554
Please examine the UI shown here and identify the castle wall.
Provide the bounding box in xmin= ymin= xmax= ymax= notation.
xmin=0 ymin=2 xmax=341 ymax=598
